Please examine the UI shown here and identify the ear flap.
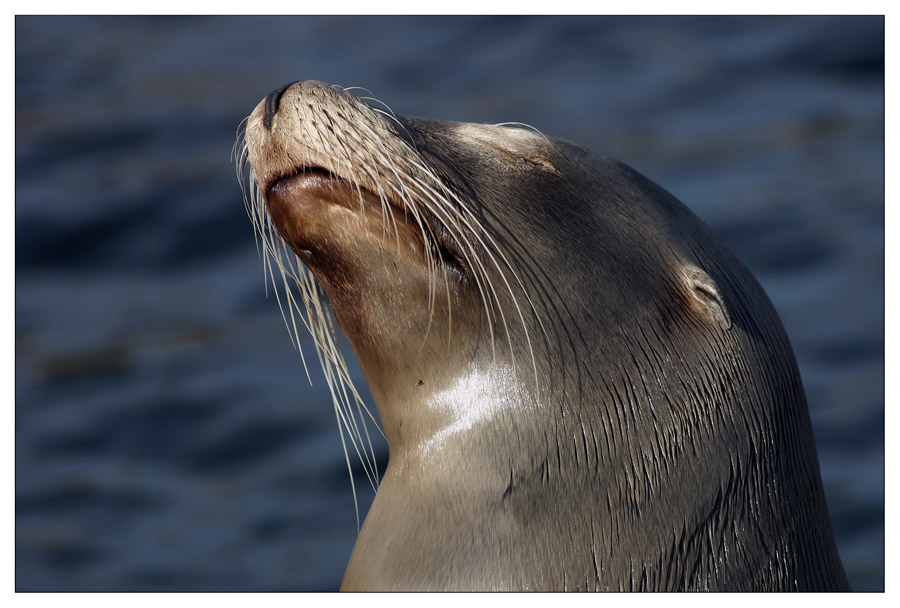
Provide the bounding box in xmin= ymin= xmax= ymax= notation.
xmin=682 ymin=264 xmax=732 ymax=331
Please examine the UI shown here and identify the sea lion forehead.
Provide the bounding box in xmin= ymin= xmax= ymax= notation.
xmin=453 ymin=121 xmax=545 ymax=149
xmin=451 ymin=122 xmax=559 ymax=172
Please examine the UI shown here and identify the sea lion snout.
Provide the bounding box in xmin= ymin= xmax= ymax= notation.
xmin=263 ymin=82 xmax=294 ymax=130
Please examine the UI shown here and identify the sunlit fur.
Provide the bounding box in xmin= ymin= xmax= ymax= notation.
xmin=234 ymin=81 xmax=848 ymax=591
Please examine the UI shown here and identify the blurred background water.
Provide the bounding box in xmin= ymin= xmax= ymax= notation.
xmin=15 ymin=15 xmax=883 ymax=591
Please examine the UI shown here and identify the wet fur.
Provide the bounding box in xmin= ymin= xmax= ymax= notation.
xmin=236 ymin=81 xmax=848 ymax=591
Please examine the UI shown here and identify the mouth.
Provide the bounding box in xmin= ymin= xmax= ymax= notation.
xmin=261 ymin=165 xmax=472 ymax=276
xmin=265 ymin=166 xmax=349 ymax=204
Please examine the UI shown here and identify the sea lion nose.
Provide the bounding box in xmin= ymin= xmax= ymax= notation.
xmin=264 ymin=82 xmax=295 ymax=130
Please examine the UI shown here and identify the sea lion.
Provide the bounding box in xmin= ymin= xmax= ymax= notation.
xmin=236 ymin=80 xmax=849 ymax=591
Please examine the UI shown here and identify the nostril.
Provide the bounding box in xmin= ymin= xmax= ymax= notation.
xmin=264 ymin=82 xmax=294 ymax=130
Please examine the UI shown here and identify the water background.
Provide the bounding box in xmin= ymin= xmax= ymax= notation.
xmin=15 ymin=15 xmax=884 ymax=591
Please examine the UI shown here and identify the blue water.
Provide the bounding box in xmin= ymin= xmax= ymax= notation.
xmin=15 ymin=15 xmax=883 ymax=591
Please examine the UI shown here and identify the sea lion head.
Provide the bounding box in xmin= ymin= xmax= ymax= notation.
xmin=236 ymin=80 xmax=845 ymax=590
xmin=238 ymin=80 xmax=733 ymax=453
